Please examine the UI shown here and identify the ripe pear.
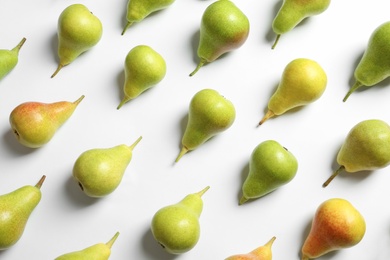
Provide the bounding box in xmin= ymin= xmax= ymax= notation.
xmin=301 ymin=198 xmax=366 ymax=260
xmin=52 ymin=4 xmax=103 ymax=78
xmin=55 ymin=232 xmax=119 ymax=260
xmin=259 ymin=58 xmax=327 ymax=125
xmin=73 ymin=136 xmax=142 ymax=197
xmin=151 ymin=186 xmax=209 ymax=254
xmin=122 ymin=0 xmax=176 ymax=35
xmin=117 ymin=45 xmax=166 ymax=109
xmin=323 ymin=119 xmax=390 ymax=187
xmin=271 ymin=0 xmax=331 ymax=49
xmin=225 ymin=236 xmax=276 ymax=260
xmin=175 ymin=89 xmax=236 ymax=162
xmin=9 ymin=95 xmax=85 ymax=148
xmin=240 ymin=140 xmax=298 ymax=205
xmin=0 ymin=37 xmax=26 ymax=80
xmin=343 ymin=21 xmax=390 ymax=102
xmin=0 ymin=175 xmax=46 ymax=250
xmin=190 ymin=0 xmax=250 ymax=76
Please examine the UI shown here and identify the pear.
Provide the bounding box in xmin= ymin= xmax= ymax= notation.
xmin=55 ymin=232 xmax=119 ymax=260
xmin=0 ymin=37 xmax=26 ymax=80
xmin=259 ymin=58 xmax=327 ymax=125
xmin=122 ymin=0 xmax=176 ymax=35
xmin=175 ymin=89 xmax=236 ymax=162
xmin=73 ymin=136 xmax=142 ymax=197
xmin=0 ymin=175 xmax=46 ymax=250
xmin=240 ymin=140 xmax=298 ymax=205
xmin=9 ymin=95 xmax=85 ymax=148
xmin=117 ymin=45 xmax=166 ymax=109
xmin=323 ymin=119 xmax=390 ymax=187
xmin=225 ymin=236 xmax=276 ymax=260
xmin=343 ymin=21 xmax=390 ymax=101
xmin=190 ymin=0 xmax=250 ymax=76
xmin=301 ymin=198 xmax=366 ymax=260
xmin=52 ymin=4 xmax=103 ymax=78
xmin=271 ymin=0 xmax=331 ymax=49
xmin=151 ymin=186 xmax=209 ymax=254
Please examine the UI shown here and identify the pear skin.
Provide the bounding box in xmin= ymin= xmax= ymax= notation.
xmin=0 ymin=37 xmax=26 ymax=80
xmin=225 ymin=236 xmax=276 ymax=260
xmin=9 ymin=95 xmax=85 ymax=148
xmin=301 ymin=198 xmax=365 ymax=260
xmin=0 ymin=175 xmax=46 ymax=250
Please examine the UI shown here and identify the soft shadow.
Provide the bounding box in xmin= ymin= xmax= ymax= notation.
xmin=190 ymin=29 xmax=200 ymax=64
xmin=179 ymin=113 xmax=188 ymax=146
xmin=2 ymin=129 xmax=37 ymax=156
xmin=64 ymin=175 xmax=101 ymax=207
xmin=265 ymin=0 xmax=283 ymax=43
xmin=237 ymin=162 xmax=249 ymax=203
xmin=117 ymin=69 xmax=125 ymax=103
xmin=141 ymin=228 xmax=178 ymax=260
xmin=51 ymin=33 xmax=58 ymax=64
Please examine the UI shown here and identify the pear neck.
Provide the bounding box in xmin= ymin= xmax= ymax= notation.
xmin=106 ymin=232 xmax=120 ymax=248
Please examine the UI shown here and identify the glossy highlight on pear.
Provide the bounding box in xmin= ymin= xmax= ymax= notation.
xmin=0 ymin=37 xmax=26 ymax=80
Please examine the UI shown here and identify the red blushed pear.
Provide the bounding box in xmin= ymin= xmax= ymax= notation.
xmin=225 ymin=236 xmax=276 ymax=260
xmin=301 ymin=198 xmax=366 ymax=260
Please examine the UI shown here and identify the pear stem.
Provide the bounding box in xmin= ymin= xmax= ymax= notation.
xmin=239 ymin=196 xmax=249 ymax=205
xmin=117 ymin=96 xmax=130 ymax=110
xmin=121 ymin=22 xmax=133 ymax=35
xmin=175 ymin=146 xmax=189 ymax=163
xmin=189 ymin=59 xmax=206 ymax=77
xmin=322 ymin=165 xmax=345 ymax=188
xmin=301 ymin=255 xmax=310 ymax=260
xmin=106 ymin=232 xmax=120 ymax=248
xmin=196 ymin=186 xmax=210 ymax=197
xmin=74 ymin=95 xmax=85 ymax=105
xmin=129 ymin=136 xmax=142 ymax=150
xmin=265 ymin=236 xmax=276 ymax=247
xmin=13 ymin=37 xmax=27 ymax=52
xmin=51 ymin=64 xmax=64 ymax=78
xmin=271 ymin=34 xmax=281 ymax=49
xmin=259 ymin=110 xmax=275 ymax=126
xmin=343 ymin=81 xmax=363 ymax=102
xmin=35 ymin=175 xmax=46 ymax=189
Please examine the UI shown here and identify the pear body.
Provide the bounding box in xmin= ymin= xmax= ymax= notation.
xmin=176 ymin=89 xmax=236 ymax=162
xmin=301 ymin=198 xmax=365 ymax=260
xmin=0 ymin=176 xmax=45 ymax=250
xmin=151 ymin=187 xmax=209 ymax=254
xmin=52 ymin=4 xmax=103 ymax=77
xmin=240 ymin=140 xmax=298 ymax=204
xmin=225 ymin=236 xmax=276 ymax=260
xmin=0 ymin=38 xmax=26 ymax=80
xmin=9 ymin=95 xmax=84 ymax=148
xmin=190 ymin=0 xmax=250 ymax=76
xmin=73 ymin=136 xmax=141 ymax=197
xmin=117 ymin=45 xmax=166 ymax=109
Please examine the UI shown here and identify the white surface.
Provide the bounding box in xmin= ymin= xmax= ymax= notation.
xmin=1 ymin=0 xmax=390 ymax=259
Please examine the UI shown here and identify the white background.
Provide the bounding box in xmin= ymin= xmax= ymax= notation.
xmin=1 ymin=0 xmax=390 ymax=259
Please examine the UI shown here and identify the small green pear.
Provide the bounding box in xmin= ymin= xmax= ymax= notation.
xmin=122 ymin=0 xmax=176 ymax=35
xmin=55 ymin=232 xmax=119 ymax=260
xmin=271 ymin=0 xmax=331 ymax=49
xmin=323 ymin=119 xmax=390 ymax=187
xmin=0 ymin=37 xmax=26 ymax=80
xmin=52 ymin=4 xmax=103 ymax=78
xmin=225 ymin=236 xmax=276 ymax=260
xmin=117 ymin=45 xmax=166 ymax=109
xmin=343 ymin=21 xmax=390 ymax=102
xmin=151 ymin=186 xmax=209 ymax=254
xmin=9 ymin=95 xmax=85 ymax=148
xmin=259 ymin=58 xmax=327 ymax=125
xmin=73 ymin=136 xmax=142 ymax=197
xmin=175 ymin=89 xmax=236 ymax=162
xmin=240 ymin=140 xmax=298 ymax=205
xmin=190 ymin=0 xmax=250 ymax=76
xmin=0 ymin=175 xmax=46 ymax=250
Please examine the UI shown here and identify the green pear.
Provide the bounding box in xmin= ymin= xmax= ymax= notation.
xmin=122 ymin=0 xmax=176 ymax=35
xmin=259 ymin=58 xmax=327 ymax=125
xmin=343 ymin=21 xmax=390 ymax=102
xmin=240 ymin=140 xmax=298 ymax=205
xmin=225 ymin=236 xmax=276 ymax=260
xmin=151 ymin=186 xmax=209 ymax=254
xmin=73 ymin=136 xmax=142 ymax=197
xmin=323 ymin=119 xmax=390 ymax=187
xmin=301 ymin=198 xmax=365 ymax=260
xmin=9 ymin=95 xmax=85 ymax=148
xmin=51 ymin=4 xmax=103 ymax=78
xmin=0 ymin=175 xmax=45 ymax=250
xmin=117 ymin=45 xmax=166 ymax=109
xmin=55 ymin=232 xmax=119 ymax=260
xmin=190 ymin=0 xmax=250 ymax=76
xmin=0 ymin=37 xmax=26 ymax=80
xmin=271 ymin=0 xmax=331 ymax=49
xmin=175 ymin=89 xmax=236 ymax=162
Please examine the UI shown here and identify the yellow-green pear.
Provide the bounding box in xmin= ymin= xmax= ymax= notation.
xmin=225 ymin=236 xmax=276 ymax=260
xmin=52 ymin=4 xmax=103 ymax=78
xmin=0 ymin=37 xmax=26 ymax=80
xmin=55 ymin=232 xmax=119 ymax=260
xmin=117 ymin=45 xmax=166 ymax=109
xmin=259 ymin=58 xmax=327 ymax=125
xmin=323 ymin=119 xmax=390 ymax=187
xmin=0 ymin=175 xmax=46 ymax=250
xmin=73 ymin=136 xmax=142 ymax=197
xmin=271 ymin=0 xmax=331 ymax=49
xmin=9 ymin=95 xmax=85 ymax=148
xmin=151 ymin=186 xmax=209 ymax=254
